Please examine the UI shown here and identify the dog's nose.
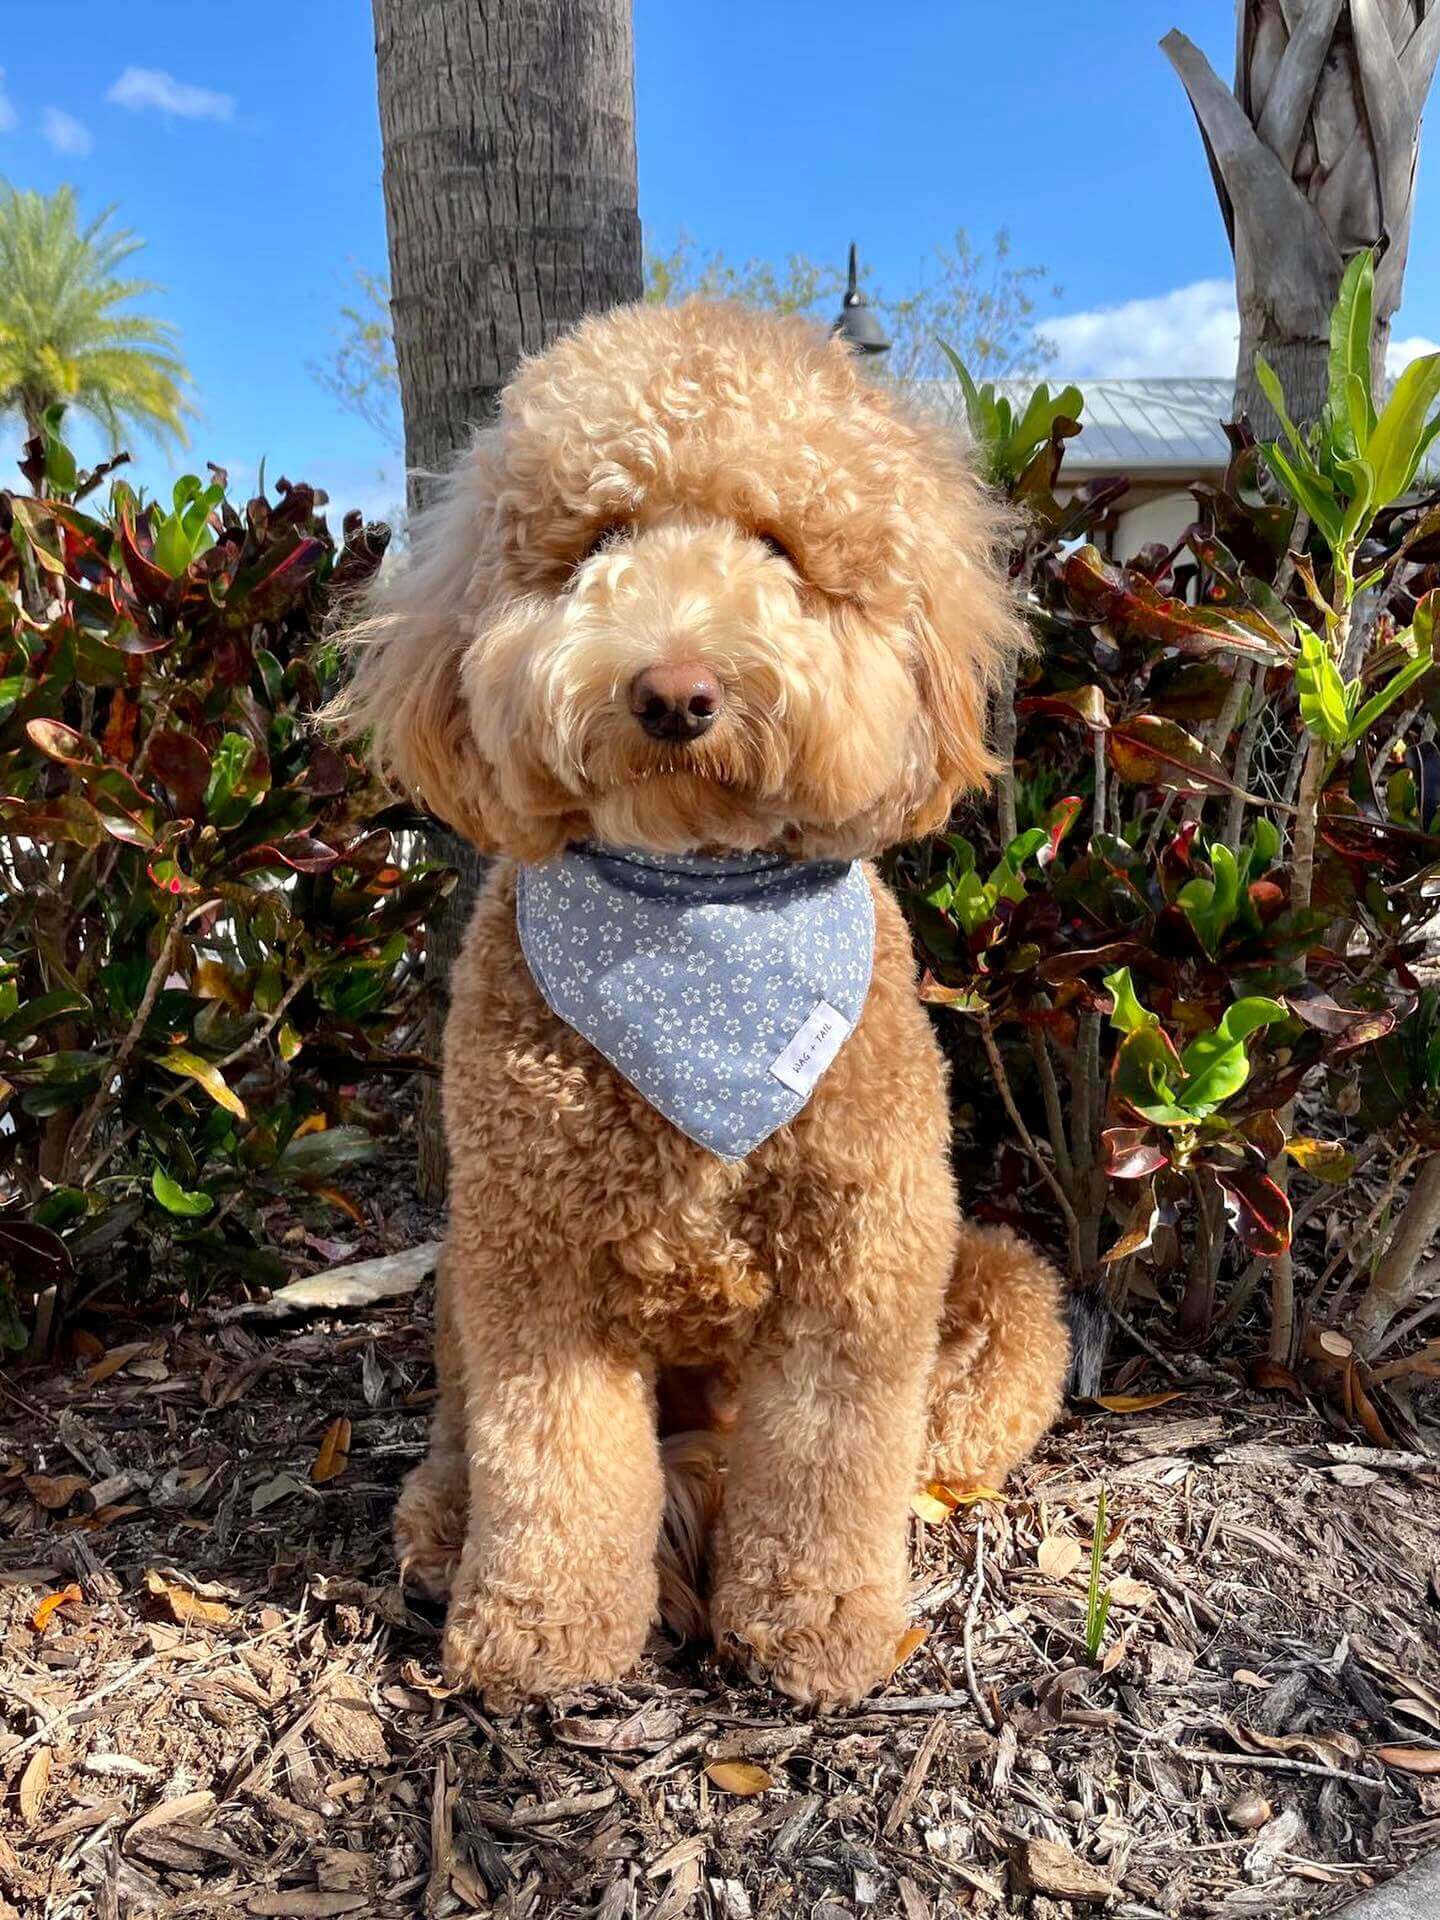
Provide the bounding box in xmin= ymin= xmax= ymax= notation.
xmin=629 ymin=661 xmax=724 ymax=742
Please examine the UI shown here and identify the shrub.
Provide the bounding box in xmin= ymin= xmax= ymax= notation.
xmin=0 ymin=423 xmax=446 ymax=1348
xmin=907 ymin=254 xmax=1440 ymax=1418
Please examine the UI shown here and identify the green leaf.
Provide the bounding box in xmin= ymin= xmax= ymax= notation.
xmin=938 ymin=341 xmax=986 ymax=446
xmin=1103 ymin=967 xmax=1154 ymax=1037
xmin=0 ymin=989 xmax=91 ymax=1043
xmin=1176 ymin=996 xmax=1287 ymax=1114
xmin=1367 ymin=352 xmax=1440 ymax=508
xmin=1338 ymin=455 xmax=1376 ymax=547
xmin=43 ymin=432 xmax=78 ymax=495
xmin=1346 ymin=634 xmax=1435 ymax=745
xmin=1264 ymin=440 xmax=1345 ymax=552
xmin=1255 ymin=355 xmax=1312 ymax=466
xmin=277 ymin=1124 xmax=378 ymax=1178
xmin=1295 ymin=625 xmax=1351 ymax=746
xmin=1177 ymin=844 xmax=1241 ymax=956
xmin=1328 ymin=250 xmax=1376 ymax=459
xmin=1112 ymin=1025 xmax=1192 ymax=1126
xmin=151 ymin=1167 xmax=214 ymax=1217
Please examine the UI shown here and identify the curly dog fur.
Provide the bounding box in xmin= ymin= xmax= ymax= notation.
xmin=333 ymin=300 xmax=1070 ymax=1708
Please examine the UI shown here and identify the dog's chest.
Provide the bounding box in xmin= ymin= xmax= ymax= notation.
xmin=600 ymin=1183 xmax=776 ymax=1363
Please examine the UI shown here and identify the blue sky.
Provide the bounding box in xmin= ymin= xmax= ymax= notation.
xmin=1 ymin=0 xmax=1437 ymax=522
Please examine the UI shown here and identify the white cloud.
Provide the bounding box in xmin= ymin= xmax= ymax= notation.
xmin=0 ymin=67 xmax=17 ymax=132
xmin=42 ymin=107 xmax=93 ymax=157
xmin=1388 ymin=334 xmax=1440 ymax=375
xmin=1046 ymin=281 xmax=1440 ymax=385
xmin=1045 ymin=280 xmax=1240 ymax=380
xmin=106 ymin=66 xmax=234 ymax=122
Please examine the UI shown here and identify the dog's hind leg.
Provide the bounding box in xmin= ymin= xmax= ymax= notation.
xmin=923 ymin=1222 xmax=1069 ymax=1491
xmin=394 ymin=1251 xmax=469 ymax=1598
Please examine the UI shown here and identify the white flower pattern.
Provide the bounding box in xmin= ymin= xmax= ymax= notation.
xmin=516 ymin=844 xmax=875 ymax=1161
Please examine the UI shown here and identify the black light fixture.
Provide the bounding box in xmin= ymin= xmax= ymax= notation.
xmin=832 ymin=243 xmax=890 ymax=357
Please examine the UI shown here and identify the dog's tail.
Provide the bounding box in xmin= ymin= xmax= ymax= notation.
xmin=924 ymin=1220 xmax=1070 ymax=1489
xmin=656 ymin=1427 xmax=727 ymax=1641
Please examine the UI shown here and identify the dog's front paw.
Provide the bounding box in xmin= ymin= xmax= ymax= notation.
xmin=441 ymin=1577 xmax=651 ymax=1710
xmin=394 ymin=1455 xmax=467 ymax=1599
xmin=710 ymin=1578 xmax=905 ymax=1708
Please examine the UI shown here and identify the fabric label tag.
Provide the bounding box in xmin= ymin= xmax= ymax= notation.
xmin=769 ymin=1000 xmax=852 ymax=1096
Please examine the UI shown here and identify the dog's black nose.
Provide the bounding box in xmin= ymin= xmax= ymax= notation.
xmin=629 ymin=661 xmax=723 ymax=742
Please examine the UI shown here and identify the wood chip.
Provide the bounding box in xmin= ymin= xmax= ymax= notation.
xmin=125 ymin=1790 xmax=217 ymax=1847
xmin=243 ymin=1894 xmax=370 ymax=1917
xmin=1010 ymin=1837 xmax=1115 ymax=1904
xmin=883 ymin=1716 xmax=946 ymax=1839
xmin=312 ymin=1677 xmax=388 ymax=1766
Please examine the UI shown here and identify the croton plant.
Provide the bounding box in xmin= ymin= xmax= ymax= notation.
xmin=904 ymin=254 xmax=1440 ymax=1424
xmin=0 ymin=422 xmax=448 ymax=1349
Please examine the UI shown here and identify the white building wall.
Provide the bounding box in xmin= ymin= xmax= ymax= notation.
xmin=1110 ymin=490 xmax=1197 ymax=565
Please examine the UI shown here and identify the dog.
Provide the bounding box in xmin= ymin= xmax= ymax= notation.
xmin=333 ymin=299 xmax=1069 ymax=1709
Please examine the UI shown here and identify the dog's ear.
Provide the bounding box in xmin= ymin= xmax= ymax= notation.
xmin=902 ymin=453 xmax=1027 ymax=840
xmin=327 ymin=432 xmax=517 ymax=851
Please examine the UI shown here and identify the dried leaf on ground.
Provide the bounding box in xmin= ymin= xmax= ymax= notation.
xmin=1376 ymin=1745 xmax=1440 ymax=1774
xmin=706 ymin=1761 xmax=774 ymax=1796
xmin=31 ymin=1581 xmax=82 ymax=1630
xmin=85 ymin=1340 xmax=155 ymax=1385
xmin=143 ymin=1567 xmax=233 ymax=1627
xmin=891 ymin=1626 xmax=929 ymax=1674
xmin=1093 ymin=1391 xmax=1186 ymax=1412
xmin=19 ymin=1748 xmax=52 ymax=1826
xmin=1037 ymin=1534 xmax=1084 ymax=1578
xmin=311 ymin=1416 xmax=352 ymax=1484
xmin=23 ymin=1472 xmax=89 ymax=1510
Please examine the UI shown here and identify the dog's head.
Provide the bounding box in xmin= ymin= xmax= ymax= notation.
xmin=334 ymin=300 xmax=1022 ymax=860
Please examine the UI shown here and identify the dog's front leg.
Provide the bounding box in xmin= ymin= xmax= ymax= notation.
xmin=709 ymin=1276 xmax=940 ymax=1708
xmin=441 ymin=1296 xmax=663 ymax=1708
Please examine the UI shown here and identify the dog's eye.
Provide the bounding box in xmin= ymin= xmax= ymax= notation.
xmin=755 ymin=530 xmax=797 ymax=570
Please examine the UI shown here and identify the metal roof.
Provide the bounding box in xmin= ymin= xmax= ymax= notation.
xmin=912 ymin=375 xmax=1235 ymax=474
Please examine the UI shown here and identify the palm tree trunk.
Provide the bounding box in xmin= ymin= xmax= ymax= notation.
xmin=371 ymin=0 xmax=643 ymax=1200
xmin=1164 ymin=1 xmax=1440 ymax=432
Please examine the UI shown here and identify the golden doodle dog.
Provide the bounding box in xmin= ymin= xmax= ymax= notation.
xmin=335 ymin=300 xmax=1069 ymax=1709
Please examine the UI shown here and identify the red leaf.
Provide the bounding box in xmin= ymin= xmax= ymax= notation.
xmin=1108 ymin=715 xmax=1251 ymax=800
xmin=1101 ymin=1125 xmax=1169 ymax=1180
xmin=148 ymin=730 xmax=211 ymax=820
xmin=1061 ymin=544 xmax=1285 ymax=658
xmin=1286 ymin=992 xmax=1399 ymax=1053
xmin=1213 ymin=1164 xmax=1292 ymax=1258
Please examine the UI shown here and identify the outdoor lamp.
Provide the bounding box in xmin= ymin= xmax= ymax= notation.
xmin=832 ymin=243 xmax=890 ymax=357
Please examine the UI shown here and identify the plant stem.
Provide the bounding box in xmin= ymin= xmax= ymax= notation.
xmin=63 ymin=906 xmax=184 ymax=1180
xmin=1222 ymin=661 xmax=1265 ymax=845
xmin=1029 ymin=1025 xmax=1074 ymax=1191
xmin=993 ymin=652 xmax=1019 ymax=848
xmin=1352 ymin=1152 xmax=1440 ymax=1357
xmin=976 ymin=1006 xmax=1082 ymax=1278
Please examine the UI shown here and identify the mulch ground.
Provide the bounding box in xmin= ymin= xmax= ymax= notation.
xmin=2 ymin=1259 xmax=1439 ymax=1920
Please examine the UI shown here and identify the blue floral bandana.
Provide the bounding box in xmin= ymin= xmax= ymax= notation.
xmin=515 ymin=844 xmax=875 ymax=1161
